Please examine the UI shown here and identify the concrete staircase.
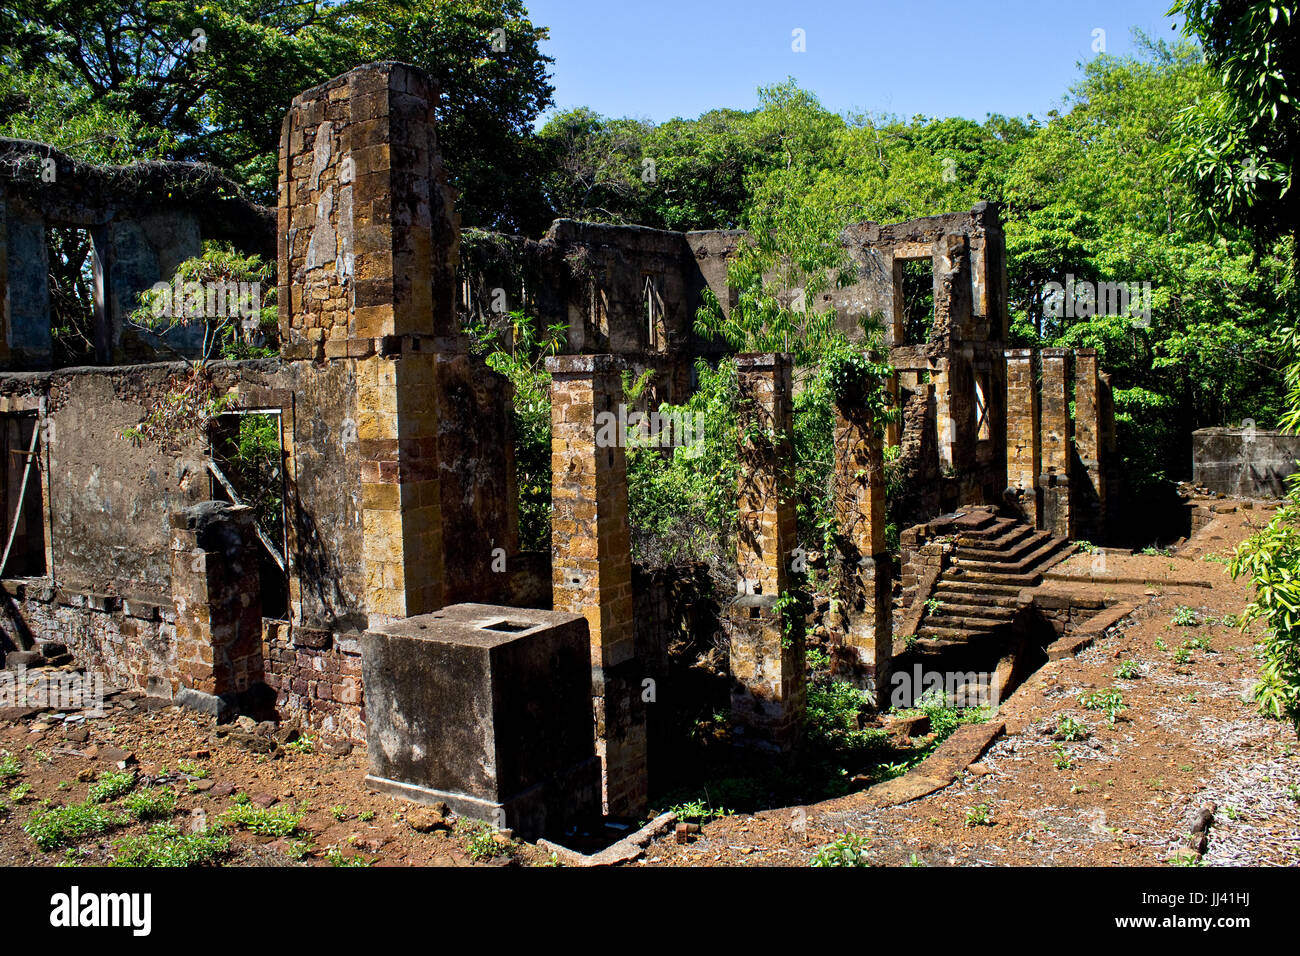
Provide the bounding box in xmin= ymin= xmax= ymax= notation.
xmin=910 ymin=509 xmax=1077 ymax=669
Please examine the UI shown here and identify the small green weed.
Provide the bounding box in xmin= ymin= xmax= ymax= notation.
xmin=110 ymin=823 xmax=231 ymax=867
xmin=809 ymin=831 xmax=870 ymax=867
xmin=220 ymin=802 xmax=304 ymax=837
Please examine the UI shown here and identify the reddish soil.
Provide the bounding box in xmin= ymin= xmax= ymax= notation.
xmin=0 ymin=705 xmax=549 ymax=867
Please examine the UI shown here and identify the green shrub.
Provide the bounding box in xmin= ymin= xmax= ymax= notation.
xmin=1080 ymin=689 xmax=1127 ymax=725
xmin=1114 ymin=660 xmax=1142 ymax=680
xmin=87 ymin=771 xmax=136 ymax=804
xmin=125 ymin=788 xmax=178 ymax=822
xmin=464 ymin=822 xmax=515 ymax=862
xmin=1054 ymin=715 xmax=1089 ymax=741
xmin=805 ymin=680 xmax=889 ymax=753
xmin=667 ymin=797 xmax=734 ymax=825
xmin=0 ymin=752 xmax=20 ymax=782
xmin=911 ymin=687 xmax=989 ymax=743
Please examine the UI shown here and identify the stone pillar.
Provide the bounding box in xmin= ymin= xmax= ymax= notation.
xmin=279 ymin=62 xmax=462 ymax=623
xmin=727 ymin=353 xmax=804 ymax=750
xmin=1004 ymin=349 xmax=1040 ymax=526
xmin=169 ymin=502 xmax=267 ymax=715
xmin=885 ymin=370 xmax=901 ymax=448
xmin=547 ymin=354 xmax=647 ymax=817
xmin=735 ymin=353 xmax=797 ymax=597
xmin=833 ymin=391 xmax=892 ymax=707
xmin=1073 ymin=348 xmax=1107 ymax=542
xmin=1039 ymin=347 xmax=1072 ymax=539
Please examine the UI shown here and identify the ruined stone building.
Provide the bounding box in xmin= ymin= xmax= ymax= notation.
xmin=0 ymin=62 xmax=1114 ymax=834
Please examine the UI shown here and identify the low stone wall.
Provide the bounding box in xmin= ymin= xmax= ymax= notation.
xmin=1026 ymin=589 xmax=1118 ymax=640
xmin=0 ymin=579 xmax=176 ymax=695
xmin=261 ymin=621 xmax=364 ymax=742
xmin=1193 ymin=427 xmax=1300 ymax=498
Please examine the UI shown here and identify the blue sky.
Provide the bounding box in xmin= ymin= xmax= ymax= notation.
xmin=524 ymin=0 xmax=1186 ymax=125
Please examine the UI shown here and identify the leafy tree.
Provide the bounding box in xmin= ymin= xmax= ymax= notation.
xmin=0 ymin=0 xmax=555 ymax=222
xmin=1170 ymin=0 xmax=1300 ymax=266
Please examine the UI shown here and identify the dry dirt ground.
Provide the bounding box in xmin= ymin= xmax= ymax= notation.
xmin=0 ymin=696 xmax=551 ymax=867
xmin=0 ymin=506 xmax=1296 ymax=867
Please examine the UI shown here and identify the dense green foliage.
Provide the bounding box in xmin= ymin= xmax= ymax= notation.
xmin=466 ymin=310 xmax=566 ymax=552
xmin=1169 ymin=0 xmax=1300 ymax=252
xmin=1230 ymin=327 xmax=1300 ymax=727
xmin=129 ymin=241 xmax=278 ymax=362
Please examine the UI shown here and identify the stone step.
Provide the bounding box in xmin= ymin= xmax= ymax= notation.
xmin=953 ymin=535 xmax=1071 ymax=577
xmin=947 ymin=509 xmax=999 ymax=533
xmin=956 ymin=517 xmax=1025 ymax=546
xmin=925 ymin=609 xmax=1013 ymax=631
xmin=958 ymin=523 xmax=1035 ymax=552
xmin=935 ymin=579 xmax=1024 ymax=597
xmin=930 ymin=588 xmax=1020 ymax=609
xmin=958 ymin=529 xmax=1053 ymax=564
xmin=3 ymin=650 xmax=44 ymax=670
xmin=946 ymin=566 xmax=1040 ymax=587
xmin=911 ymin=634 xmax=971 ymax=653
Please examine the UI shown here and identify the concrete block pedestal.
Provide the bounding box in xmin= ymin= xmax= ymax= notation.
xmin=361 ymin=603 xmax=601 ymax=840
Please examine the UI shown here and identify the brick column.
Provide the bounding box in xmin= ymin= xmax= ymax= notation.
xmin=1004 ymin=349 xmax=1041 ymax=526
xmin=169 ymin=502 xmax=266 ymax=713
xmin=1073 ymin=348 xmax=1107 ymax=541
xmin=279 ymin=62 xmax=460 ymax=622
xmin=735 ymin=353 xmax=797 ymax=596
xmin=547 ymin=354 xmax=647 ymax=817
xmin=1039 ymin=347 xmax=1072 ymax=539
xmin=833 ymin=392 xmax=892 ymax=706
xmin=728 ymin=353 xmax=804 ymax=750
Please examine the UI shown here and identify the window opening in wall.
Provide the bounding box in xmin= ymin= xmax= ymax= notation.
xmin=209 ymin=411 xmax=288 ymax=619
xmin=975 ymin=373 xmax=991 ymax=442
xmin=644 ymin=274 xmax=665 ymax=352
xmin=47 ymin=226 xmax=98 ymax=367
xmin=0 ymin=414 xmax=47 ymax=578
xmin=899 ymin=259 xmax=935 ymax=346
xmin=589 ymin=280 xmax=610 ymax=343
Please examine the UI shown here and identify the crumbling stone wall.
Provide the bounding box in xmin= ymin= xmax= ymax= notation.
xmin=0 ymin=139 xmax=274 ymax=368
xmin=458 ymin=220 xmax=740 ymax=408
xmin=726 ymin=353 xmax=804 ymax=750
xmin=838 ymin=204 xmax=1009 ymax=522
xmin=279 ymin=62 xmax=517 ymax=620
